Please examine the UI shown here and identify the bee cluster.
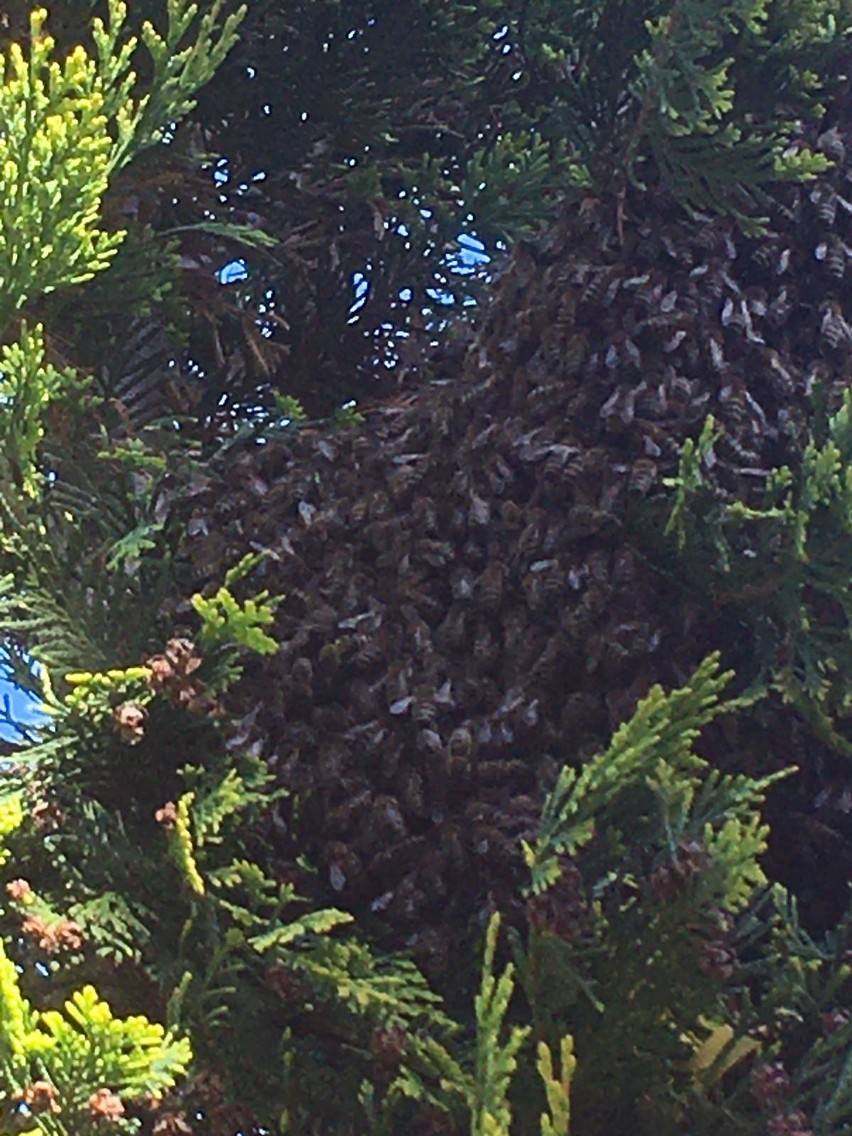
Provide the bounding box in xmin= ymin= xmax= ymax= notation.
xmin=181 ymin=122 xmax=852 ymax=978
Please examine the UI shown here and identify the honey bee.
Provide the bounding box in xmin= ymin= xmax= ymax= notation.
xmin=474 ymin=562 xmax=504 ymax=609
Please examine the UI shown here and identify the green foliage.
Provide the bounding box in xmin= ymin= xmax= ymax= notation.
xmin=154 ymin=747 xmax=466 ymax=1132
xmin=190 ymin=554 xmax=279 ymax=660
xmin=0 ymin=326 xmax=79 ymax=497
xmin=476 ymin=0 xmax=850 ymax=235
xmin=454 ymin=133 xmax=591 ymax=243
xmin=723 ymin=888 xmax=852 ymax=1136
xmin=524 ymin=653 xmax=738 ymax=892
xmin=471 ymin=913 xmax=530 ymax=1136
xmin=0 ymin=2 xmax=244 ymax=329
xmin=631 ymin=0 xmax=833 ymax=225
xmin=129 ymin=0 xmax=246 ymax=165
xmin=0 ymin=954 xmax=191 ymax=1136
xmin=536 ymin=1038 xmax=575 ymax=1136
xmin=0 ymin=0 xmax=249 ymax=683
xmin=511 ymin=657 xmax=805 ymax=1132
xmin=330 ymin=402 xmax=366 ymax=430
xmin=0 ymin=3 xmax=244 ymax=1126
xmin=664 ymin=415 xmax=721 ymax=552
xmin=0 ymin=8 xmax=122 ymax=323
xmin=0 ymin=2 xmax=851 ymax=1134
xmin=466 ymin=917 xmax=577 ymax=1136
xmin=665 ymin=390 xmax=852 ymax=756
xmin=165 ymin=793 xmax=205 ymax=897
xmin=61 ymin=666 xmax=151 ymax=714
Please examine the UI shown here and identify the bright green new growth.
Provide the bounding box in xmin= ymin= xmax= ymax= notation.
xmin=0 ymin=325 xmax=77 ymax=497
xmin=190 ymin=586 xmax=279 ymax=656
xmin=536 ymin=1037 xmax=575 ymax=1136
xmin=0 ymin=798 xmax=190 ymax=1135
xmin=524 ymin=653 xmax=749 ymax=895
xmin=470 ymin=915 xmax=576 ymax=1136
xmin=0 ymin=795 xmax=24 ymax=868
xmin=167 ymin=793 xmax=205 ymax=897
xmin=0 ymin=0 xmax=245 ymax=498
xmin=0 ymin=8 xmax=120 ymax=320
xmin=471 ymin=914 xmax=531 ymax=1136
xmin=190 ymin=553 xmax=280 ymax=670
xmin=0 ymin=2 xmax=242 ymax=327
xmin=0 ymin=944 xmax=191 ymax=1136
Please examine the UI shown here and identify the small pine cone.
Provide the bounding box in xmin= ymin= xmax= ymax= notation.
xmin=114 ymin=702 xmax=147 ymax=745
xmin=676 ymin=838 xmax=706 ymax=870
xmin=56 ymin=920 xmax=84 ymax=950
xmin=88 ymin=1088 xmax=125 ymax=1121
xmin=187 ymin=1069 xmax=227 ymax=1110
xmin=205 ymin=1103 xmax=257 ymax=1136
xmin=6 ymin=878 xmax=32 ymax=902
xmin=155 ymin=801 xmax=178 ymax=828
xmin=650 ymin=839 xmax=706 ymax=899
xmin=13 ymin=1080 xmax=61 ymax=1115
xmin=165 ymin=638 xmax=202 ymax=676
xmin=153 ymin=1113 xmax=194 ymax=1136
xmin=767 ymin=1111 xmax=813 ymax=1136
xmin=409 ymin=1103 xmax=457 ymax=1136
xmin=369 ymin=1023 xmax=408 ymax=1074
xmin=146 ymin=654 xmax=175 ymax=692
xmin=750 ymin=1062 xmax=792 ymax=1108
xmin=21 ymin=914 xmax=59 ymax=953
xmin=31 ymin=799 xmax=63 ymax=832
xmin=175 ymin=683 xmax=213 ymax=713
xmin=148 ymin=642 xmax=207 ymax=709
xmin=649 ymin=863 xmax=679 ymax=899
xmin=265 ymin=961 xmax=305 ymax=1001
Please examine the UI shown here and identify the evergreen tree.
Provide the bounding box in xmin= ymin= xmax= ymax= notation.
xmin=0 ymin=2 xmax=849 ymax=1135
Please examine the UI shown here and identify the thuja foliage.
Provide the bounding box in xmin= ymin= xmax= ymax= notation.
xmin=118 ymin=0 xmax=852 ymax=415
xmin=0 ymin=1 xmax=851 ymax=1134
xmin=466 ymin=659 xmax=852 ymax=1136
xmin=0 ymin=2 xmax=242 ymax=325
xmin=0 ymin=791 xmax=191 ymax=1135
xmin=0 ymin=2 xmax=246 ymax=1131
xmin=665 ymin=389 xmax=852 ymax=755
xmin=0 ymin=568 xmax=469 ymax=1130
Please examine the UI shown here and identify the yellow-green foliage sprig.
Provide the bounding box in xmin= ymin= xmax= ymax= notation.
xmin=0 ymin=12 xmax=119 ymax=322
xmin=61 ymin=666 xmax=152 ymax=720
xmin=190 ymin=554 xmax=280 ymax=686
xmin=0 ymin=1 xmax=244 ymax=499
xmin=166 ymin=793 xmax=205 ymax=897
xmin=0 ymin=795 xmax=24 ymax=869
xmin=0 ymin=948 xmax=191 ymax=1135
xmin=0 ymin=324 xmax=78 ymax=496
xmin=0 ymin=3 xmax=246 ymax=326
xmin=471 ymin=914 xmax=530 ymax=1136
xmin=537 ymin=1036 xmax=575 ymax=1136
